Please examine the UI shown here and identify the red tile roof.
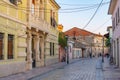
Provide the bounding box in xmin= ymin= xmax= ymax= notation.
xmin=64 ymin=27 xmax=103 ymax=37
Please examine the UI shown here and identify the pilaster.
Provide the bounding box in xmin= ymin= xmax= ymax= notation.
xmin=35 ymin=35 xmax=41 ymax=67
xmin=40 ymin=36 xmax=45 ymax=66
xmin=4 ymin=33 xmax=8 ymax=60
xmin=26 ymin=32 xmax=32 ymax=70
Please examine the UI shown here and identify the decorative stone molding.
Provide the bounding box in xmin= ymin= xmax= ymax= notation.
xmin=0 ymin=13 xmax=27 ymax=26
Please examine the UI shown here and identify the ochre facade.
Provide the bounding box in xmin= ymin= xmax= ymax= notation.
xmin=0 ymin=0 xmax=27 ymax=77
xmin=0 ymin=0 xmax=60 ymax=77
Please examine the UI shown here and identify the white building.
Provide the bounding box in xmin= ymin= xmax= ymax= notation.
xmin=108 ymin=0 xmax=120 ymax=67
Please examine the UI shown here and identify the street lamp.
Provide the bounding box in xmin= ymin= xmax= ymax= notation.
xmin=65 ymin=35 xmax=69 ymax=64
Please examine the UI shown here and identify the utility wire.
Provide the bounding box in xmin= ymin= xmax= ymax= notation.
xmin=92 ymin=18 xmax=111 ymax=32
xmin=59 ymin=3 xmax=107 ymax=13
xmin=60 ymin=2 xmax=108 ymax=10
xmin=0 ymin=2 xmax=108 ymax=13
xmin=58 ymin=1 xmax=110 ymax=6
xmin=82 ymin=0 xmax=104 ymax=29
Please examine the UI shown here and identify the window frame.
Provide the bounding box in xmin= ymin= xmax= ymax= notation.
xmin=0 ymin=33 xmax=4 ymax=60
xmin=9 ymin=0 xmax=17 ymax=5
xmin=8 ymin=34 xmax=14 ymax=59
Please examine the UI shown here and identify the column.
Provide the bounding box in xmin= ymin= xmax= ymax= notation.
xmin=14 ymin=35 xmax=17 ymax=60
xmin=26 ymin=32 xmax=32 ymax=70
xmin=35 ymin=35 xmax=41 ymax=67
xmin=40 ymin=37 xmax=45 ymax=66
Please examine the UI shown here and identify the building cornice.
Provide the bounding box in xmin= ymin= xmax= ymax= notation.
xmin=49 ymin=0 xmax=61 ymax=9
xmin=0 ymin=13 xmax=27 ymax=26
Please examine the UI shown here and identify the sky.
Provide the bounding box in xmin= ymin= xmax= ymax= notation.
xmin=55 ymin=0 xmax=112 ymax=35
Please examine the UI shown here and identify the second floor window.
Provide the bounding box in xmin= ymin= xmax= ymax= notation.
xmin=9 ymin=0 xmax=17 ymax=5
xmin=50 ymin=11 xmax=57 ymax=27
xmin=31 ymin=0 xmax=35 ymax=14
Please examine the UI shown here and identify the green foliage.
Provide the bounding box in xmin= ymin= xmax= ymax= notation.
xmin=58 ymin=32 xmax=67 ymax=48
xmin=105 ymin=37 xmax=110 ymax=47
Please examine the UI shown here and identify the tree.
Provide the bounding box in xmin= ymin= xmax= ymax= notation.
xmin=105 ymin=37 xmax=110 ymax=47
xmin=58 ymin=32 xmax=67 ymax=48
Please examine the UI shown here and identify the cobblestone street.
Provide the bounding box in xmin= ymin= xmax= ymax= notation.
xmin=29 ymin=58 xmax=103 ymax=80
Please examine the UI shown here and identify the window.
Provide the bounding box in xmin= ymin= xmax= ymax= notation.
xmin=50 ymin=42 xmax=52 ymax=56
xmin=50 ymin=10 xmax=53 ymax=26
xmin=53 ymin=12 xmax=55 ymax=18
xmin=117 ymin=38 xmax=119 ymax=66
xmin=9 ymin=0 xmax=22 ymax=5
xmin=112 ymin=19 xmax=115 ymax=31
xmin=8 ymin=34 xmax=14 ymax=59
xmin=53 ymin=43 xmax=54 ymax=55
xmin=39 ymin=0 xmax=43 ymax=18
xmin=40 ymin=0 xmax=43 ymax=4
xmin=39 ymin=45 xmax=41 ymax=59
xmin=0 ymin=33 xmax=4 ymax=60
xmin=118 ymin=8 xmax=119 ymax=23
xmin=116 ymin=12 xmax=117 ymax=26
xmin=50 ymin=42 xmax=54 ymax=56
xmin=112 ymin=18 xmax=115 ymax=31
xmin=119 ymin=7 xmax=120 ymax=23
xmin=9 ymin=0 xmax=17 ymax=5
xmin=114 ymin=17 xmax=116 ymax=29
xmin=31 ymin=0 xmax=35 ymax=14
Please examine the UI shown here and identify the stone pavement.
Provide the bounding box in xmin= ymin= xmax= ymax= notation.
xmin=1 ymin=58 xmax=112 ymax=80
xmin=29 ymin=58 xmax=104 ymax=80
xmin=103 ymin=57 xmax=120 ymax=80
xmin=0 ymin=59 xmax=80 ymax=80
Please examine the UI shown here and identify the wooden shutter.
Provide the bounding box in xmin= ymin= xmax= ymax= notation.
xmin=8 ymin=35 xmax=13 ymax=59
xmin=0 ymin=33 xmax=3 ymax=60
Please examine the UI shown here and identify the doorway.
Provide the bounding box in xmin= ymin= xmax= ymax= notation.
xmin=117 ymin=39 xmax=119 ymax=67
xmin=32 ymin=35 xmax=36 ymax=68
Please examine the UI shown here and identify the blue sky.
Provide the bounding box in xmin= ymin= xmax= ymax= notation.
xmin=55 ymin=0 xmax=112 ymax=35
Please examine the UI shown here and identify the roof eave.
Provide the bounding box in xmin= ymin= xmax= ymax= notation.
xmin=108 ymin=0 xmax=117 ymax=15
xmin=50 ymin=0 xmax=61 ymax=9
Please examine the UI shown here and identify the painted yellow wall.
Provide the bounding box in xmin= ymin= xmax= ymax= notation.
xmin=0 ymin=0 xmax=27 ymax=64
xmin=44 ymin=0 xmax=60 ymax=65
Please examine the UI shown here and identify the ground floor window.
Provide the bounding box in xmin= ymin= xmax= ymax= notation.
xmin=0 ymin=33 xmax=4 ymax=60
xmin=8 ymin=34 xmax=14 ymax=59
xmin=50 ymin=42 xmax=54 ymax=56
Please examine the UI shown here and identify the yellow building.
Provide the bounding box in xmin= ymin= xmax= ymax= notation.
xmin=0 ymin=0 xmax=27 ymax=77
xmin=44 ymin=0 xmax=60 ymax=65
xmin=26 ymin=0 xmax=60 ymax=69
xmin=0 ymin=0 xmax=60 ymax=77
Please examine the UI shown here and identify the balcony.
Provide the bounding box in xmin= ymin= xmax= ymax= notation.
xmin=29 ymin=15 xmax=50 ymax=33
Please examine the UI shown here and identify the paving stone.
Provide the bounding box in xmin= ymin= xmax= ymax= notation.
xmin=29 ymin=58 xmax=103 ymax=80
